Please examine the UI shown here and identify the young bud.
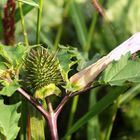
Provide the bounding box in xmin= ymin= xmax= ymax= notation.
xmin=70 ymin=32 xmax=140 ymax=90
xmin=70 ymin=56 xmax=111 ymax=89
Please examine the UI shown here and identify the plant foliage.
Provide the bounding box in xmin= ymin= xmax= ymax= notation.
xmin=100 ymin=53 xmax=140 ymax=86
xmin=0 ymin=99 xmax=21 ymax=140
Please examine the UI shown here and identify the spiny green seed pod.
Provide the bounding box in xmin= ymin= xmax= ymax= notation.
xmin=24 ymin=46 xmax=63 ymax=91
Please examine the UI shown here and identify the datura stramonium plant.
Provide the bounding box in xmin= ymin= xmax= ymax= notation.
xmin=24 ymin=46 xmax=63 ymax=99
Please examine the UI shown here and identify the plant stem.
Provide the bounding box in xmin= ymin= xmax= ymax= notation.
xmin=17 ymin=88 xmax=49 ymax=119
xmin=54 ymin=25 xmax=63 ymax=50
xmin=46 ymin=97 xmax=53 ymax=113
xmin=55 ymin=94 xmax=71 ymax=117
xmin=17 ymin=85 xmax=98 ymax=140
xmin=18 ymin=2 xmax=29 ymax=46
xmin=92 ymin=0 xmax=105 ymax=17
xmin=46 ymin=97 xmax=59 ymax=140
xmin=18 ymin=87 xmax=59 ymax=139
xmin=55 ymin=85 xmax=99 ymax=117
xmin=36 ymin=0 xmax=43 ymax=44
xmin=48 ymin=114 xmax=58 ymax=140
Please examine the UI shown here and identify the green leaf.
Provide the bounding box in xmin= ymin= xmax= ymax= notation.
xmin=0 ymin=45 xmax=12 ymax=65
xmin=63 ymin=88 xmax=123 ymax=138
xmin=0 ymin=99 xmax=21 ymax=140
xmin=0 ymin=62 xmax=8 ymax=70
xmin=57 ymin=45 xmax=79 ymax=81
xmin=0 ymin=80 xmax=20 ymax=97
xmin=100 ymin=53 xmax=140 ymax=86
xmin=0 ymin=43 xmax=27 ymax=67
xmin=16 ymin=0 xmax=39 ymax=8
xmin=57 ymin=45 xmax=87 ymax=91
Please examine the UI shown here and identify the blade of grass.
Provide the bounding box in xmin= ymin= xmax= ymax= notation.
xmin=69 ymin=0 xmax=88 ymax=52
xmin=104 ymin=84 xmax=140 ymax=140
xmin=54 ymin=25 xmax=63 ymax=50
xmin=54 ymin=0 xmax=73 ymax=50
xmin=20 ymin=99 xmax=28 ymax=140
xmin=84 ymin=12 xmax=98 ymax=53
xmin=118 ymin=84 xmax=140 ymax=105
xmin=16 ymin=0 xmax=39 ymax=8
xmin=36 ymin=0 xmax=43 ymax=44
xmin=40 ymin=32 xmax=53 ymax=48
xmin=85 ymin=0 xmax=104 ymax=53
xmin=66 ymin=96 xmax=79 ymax=140
xmin=104 ymin=100 xmax=118 ymax=140
xmin=87 ymin=88 xmax=100 ymax=140
xmin=63 ymin=88 xmax=123 ymax=139
xmin=18 ymin=1 xmax=29 ymax=46
xmin=65 ymin=2 xmax=89 ymax=138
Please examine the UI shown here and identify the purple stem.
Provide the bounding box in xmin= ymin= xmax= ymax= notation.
xmin=55 ymin=94 xmax=71 ymax=117
xmin=55 ymin=85 xmax=99 ymax=117
xmin=46 ymin=97 xmax=59 ymax=140
xmin=47 ymin=114 xmax=58 ymax=140
xmin=17 ymin=88 xmax=49 ymax=120
xmin=17 ymin=85 xmax=98 ymax=140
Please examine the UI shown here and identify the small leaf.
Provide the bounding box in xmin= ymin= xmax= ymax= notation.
xmin=57 ymin=45 xmax=86 ymax=81
xmin=57 ymin=45 xmax=88 ymax=92
xmin=0 ymin=45 xmax=12 ymax=65
xmin=34 ymin=84 xmax=61 ymax=100
xmin=57 ymin=45 xmax=78 ymax=82
xmin=0 ymin=43 xmax=27 ymax=67
xmin=0 ymin=80 xmax=20 ymax=97
xmin=100 ymin=53 xmax=140 ymax=86
xmin=0 ymin=99 xmax=21 ymax=140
